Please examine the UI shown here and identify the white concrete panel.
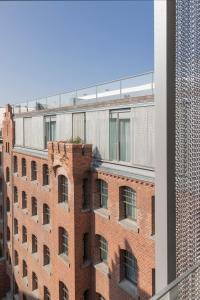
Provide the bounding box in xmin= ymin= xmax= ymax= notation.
xmin=56 ymin=114 xmax=72 ymax=141
xmin=86 ymin=110 xmax=109 ymax=160
xmin=15 ymin=118 xmax=24 ymax=146
xmin=24 ymin=117 xmax=32 ymax=148
xmin=132 ymin=105 xmax=155 ymax=168
xmin=31 ymin=116 xmax=44 ymax=149
xmin=73 ymin=113 xmax=85 ymax=141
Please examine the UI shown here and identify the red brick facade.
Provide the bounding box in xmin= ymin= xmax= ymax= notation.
xmin=1 ymin=105 xmax=155 ymax=300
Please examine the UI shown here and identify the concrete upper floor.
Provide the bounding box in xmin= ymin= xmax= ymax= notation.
xmin=8 ymin=72 xmax=154 ymax=181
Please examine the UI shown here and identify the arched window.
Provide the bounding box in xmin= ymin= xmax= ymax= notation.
xmin=14 ymin=250 xmax=19 ymax=266
xmin=22 ymin=191 xmax=27 ymax=209
xmin=22 ymin=158 xmax=27 ymax=176
xmin=59 ymin=281 xmax=68 ymax=300
xmin=43 ymin=164 xmax=49 ymax=186
xmin=44 ymin=286 xmax=51 ymax=300
xmin=7 ymin=226 xmax=10 ymax=241
xmin=31 ymin=197 xmax=37 ymax=216
xmin=121 ymin=250 xmax=138 ymax=285
xmin=43 ymin=203 xmax=50 ymax=225
xmin=13 ymin=156 xmax=18 ymax=173
xmin=43 ymin=245 xmax=50 ymax=266
xmin=6 ymin=167 xmax=10 ymax=182
xmin=59 ymin=227 xmax=68 ymax=256
xmin=22 ymin=260 xmax=28 ymax=277
xmin=58 ymin=175 xmax=68 ymax=204
xmin=96 ymin=294 xmax=106 ymax=300
xmin=22 ymin=226 xmax=27 ymax=243
xmin=6 ymin=197 xmax=10 ymax=212
xmin=31 ymin=161 xmax=37 ymax=181
xmin=14 ymin=218 xmax=18 ymax=235
xmin=97 ymin=235 xmax=108 ymax=264
xmin=120 ymin=186 xmax=136 ymax=221
xmin=32 ymin=235 xmax=37 ymax=253
xmin=32 ymin=272 xmax=38 ymax=291
xmin=96 ymin=179 xmax=108 ymax=209
xmin=14 ymin=186 xmax=18 ymax=203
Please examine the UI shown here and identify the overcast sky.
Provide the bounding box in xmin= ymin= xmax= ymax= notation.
xmin=0 ymin=1 xmax=153 ymax=106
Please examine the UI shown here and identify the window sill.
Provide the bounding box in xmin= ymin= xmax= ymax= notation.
xmin=94 ymin=262 xmax=110 ymax=277
xmin=21 ymin=176 xmax=28 ymax=181
xmin=42 ymin=185 xmax=51 ymax=192
xmin=43 ymin=264 xmax=52 ymax=275
xmin=94 ymin=208 xmax=110 ymax=220
xmin=32 ymin=252 xmax=39 ymax=262
xmin=14 ymin=265 xmax=19 ymax=275
xmin=42 ymin=224 xmax=52 ymax=232
xmin=22 ymin=242 xmax=28 ymax=250
xmin=31 ymin=180 xmax=39 ymax=186
xmin=118 ymin=279 xmax=138 ymax=297
xmin=31 ymin=215 xmax=39 ymax=223
xmin=58 ymin=202 xmax=70 ymax=212
xmin=58 ymin=253 xmax=70 ymax=267
xmin=32 ymin=289 xmax=39 ymax=299
xmin=22 ymin=276 xmax=28 ymax=287
xmin=14 ymin=202 xmax=19 ymax=208
xmin=14 ymin=234 xmax=19 ymax=242
xmin=118 ymin=219 xmax=139 ymax=233
xmin=22 ymin=208 xmax=28 ymax=215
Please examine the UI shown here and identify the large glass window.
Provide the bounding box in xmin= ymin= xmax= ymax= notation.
xmin=109 ymin=110 xmax=130 ymax=162
xmin=45 ymin=115 xmax=56 ymax=148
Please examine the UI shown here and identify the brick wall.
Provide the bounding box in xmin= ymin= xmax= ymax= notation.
xmin=1 ymin=105 xmax=155 ymax=300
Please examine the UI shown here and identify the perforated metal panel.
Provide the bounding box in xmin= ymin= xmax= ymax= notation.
xmin=175 ymin=0 xmax=200 ymax=297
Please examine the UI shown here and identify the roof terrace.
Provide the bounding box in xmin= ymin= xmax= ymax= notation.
xmin=13 ymin=71 xmax=154 ymax=114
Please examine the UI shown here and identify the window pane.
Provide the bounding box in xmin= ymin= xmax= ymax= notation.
xmin=119 ymin=119 xmax=130 ymax=162
xmin=109 ymin=118 xmax=118 ymax=160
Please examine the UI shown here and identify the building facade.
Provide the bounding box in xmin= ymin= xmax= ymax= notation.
xmin=0 ymin=74 xmax=155 ymax=300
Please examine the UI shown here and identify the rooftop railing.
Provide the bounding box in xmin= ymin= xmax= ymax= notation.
xmin=151 ymin=262 xmax=200 ymax=300
xmin=13 ymin=71 xmax=154 ymax=114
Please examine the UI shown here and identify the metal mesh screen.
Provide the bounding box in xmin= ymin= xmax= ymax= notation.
xmin=176 ymin=0 xmax=200 ymax=297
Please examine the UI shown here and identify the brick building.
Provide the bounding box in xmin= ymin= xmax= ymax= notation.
xmin=0 ymin=73 xmax=155 ymax=300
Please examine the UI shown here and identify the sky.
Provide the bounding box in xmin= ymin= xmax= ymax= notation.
xmin=0 ymin=1 xmax=153 ymax=106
